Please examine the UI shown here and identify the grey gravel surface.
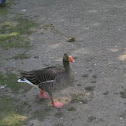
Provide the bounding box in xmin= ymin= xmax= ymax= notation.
xmin=4 ymin=0 xmax=126 ymax=126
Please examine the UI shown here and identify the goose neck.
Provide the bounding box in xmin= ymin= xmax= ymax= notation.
xmin=63 ymin=60 xmax=70 ymax=72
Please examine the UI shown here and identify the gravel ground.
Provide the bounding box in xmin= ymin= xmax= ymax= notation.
xmin=4 ymin=0 xmax=126 ymax=125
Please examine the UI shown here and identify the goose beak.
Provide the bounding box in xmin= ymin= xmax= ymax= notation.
xmin=68 ymin=56 xmax=75 ymax=62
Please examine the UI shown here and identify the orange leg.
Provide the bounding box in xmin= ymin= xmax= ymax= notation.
xmin=39 ymin=89 xmax=47 ymax=99
xmin=50 ymin=95 xmax=64 ymax=109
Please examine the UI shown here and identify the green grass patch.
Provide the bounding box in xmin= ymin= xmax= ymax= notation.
xmin=0 ymin=72 xmax=31 ymax=93
xmin=0 ymin=17 xmax=38 ymax=49
xmin=0 ymin=0 xmax=38 ymax=50
xmin=15 ymin=17 xmax=38 ymax=34
xmin=12 ymin=53 xmax=30 ymax=60
xmin=0 ymin=32 xmax=19 ymax=39
xmin=0 ymin=0 xmax=15 ymax=15
xmin=1 ymin=22 xmax=13 ymax=27
xmin=0 ymin=6 xmax=8 ymax=15
xmin=0 ymin=96 xmax=27 ymax=126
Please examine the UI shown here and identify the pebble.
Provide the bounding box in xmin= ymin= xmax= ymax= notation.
xmin=21 ymin=9 xmax=26 ymax=12
xmin=0 ymin=85 xmax=7 ymax=90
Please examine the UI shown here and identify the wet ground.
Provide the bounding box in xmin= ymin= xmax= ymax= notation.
xmin=1 ymin=0 xmax=126 ymax=126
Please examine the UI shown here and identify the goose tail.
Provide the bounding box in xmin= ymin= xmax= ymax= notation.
xmin=17 ymin=78 xmax=38 ymax=88
xmin=18 ymin=78 xmax=32 ymax=84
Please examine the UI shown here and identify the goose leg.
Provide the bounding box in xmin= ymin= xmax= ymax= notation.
xmin=39 ymin=89 xmax=47 ymax=99
xmin=50 ymin=95 xmax=64 ymax=109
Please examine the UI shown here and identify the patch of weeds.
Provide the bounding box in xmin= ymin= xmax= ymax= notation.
xmin=67 ymin=37 xmax=76 ymax=42
xmin=0 ymin=114 xmax=26 ymax=126
xmin=0 ymin=96 xmax=27 ymax=126
xmin=85 ymin=86 xmax=95 ymax=92
xmin=0 ymin=72 xmax=31 ymax=93
xmin=0 ymin=16 xmax=38 ymax=49
xmin=43 ymin=24 xmax=54 ymax=29
xmin=12 ymin=53 xmax=30 ymax=60
xmin=67 ymin=106 xmax=76 ymax=111
xmin=120 ymin=89 xmax=126 ymax=98
xmin=0 ymin=22 xmax=13 ymax=27
xmin=15 ymin=17 xmax=38 ymax=34
xmin=55 ymin=111 xmax=64 ymax=118
xmin=0 ymin=32 xmax=19 ymax=39
xmin=71 ymin=93 xmax=86 ymax=103
xmin=0 ymin=0 xmax=15 ymax=15
xmin=87 ymin=116 xmax=96 ymax=122
xmin=31 ymin=107 xmax=52 ymax=120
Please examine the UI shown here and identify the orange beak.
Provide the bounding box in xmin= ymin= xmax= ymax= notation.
xmin=68 ymin=55 xmax=75 ymax=62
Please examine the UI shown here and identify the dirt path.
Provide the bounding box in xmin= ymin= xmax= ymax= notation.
xmin=1 ymin=0 xmax=126 ymax=126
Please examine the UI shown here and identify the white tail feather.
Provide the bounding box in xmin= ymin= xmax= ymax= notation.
xmin=18 ymin=78 xmax=38 ymax=88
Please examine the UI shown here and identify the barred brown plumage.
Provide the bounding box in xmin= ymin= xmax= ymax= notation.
xmin=18 ymin=53 xmax=75 ymax=108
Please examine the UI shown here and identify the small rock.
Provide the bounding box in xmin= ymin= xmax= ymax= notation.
xmin=21 ymin=9 xmax=26 ymax=12
xmin=0 ymin=85 xmax=7 ymax=90
xmin=92 ymin=75 xmax=97 ymax=78
xmin=67 ymin=37 xmax=76 ymax=42
xmin=90 ymin=80 xmax=96 ymax=83
xmin=33 ymin=56 xmax=40 ymax=59
xmin=82 ymin=74 xmax=89 ymax=78
xmin=77 ymin=84 xmax=81 ymax=86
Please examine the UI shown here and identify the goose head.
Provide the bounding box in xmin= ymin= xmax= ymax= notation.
xmin=63 ymin=53 xmax=75 ymax=63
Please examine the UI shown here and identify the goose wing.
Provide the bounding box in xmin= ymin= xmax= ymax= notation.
xmin=20 ymin=66 xmax=64 ymax=85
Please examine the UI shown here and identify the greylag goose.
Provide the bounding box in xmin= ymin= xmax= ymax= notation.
xmin=18 ymin=53 xmax=75 ymax=108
